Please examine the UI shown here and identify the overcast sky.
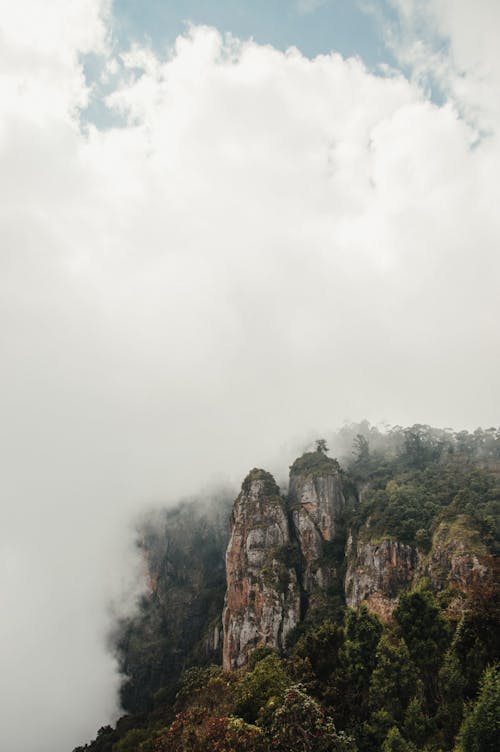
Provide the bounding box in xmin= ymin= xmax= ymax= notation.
xmin=1 ymin=2 xmax=499 ymax=751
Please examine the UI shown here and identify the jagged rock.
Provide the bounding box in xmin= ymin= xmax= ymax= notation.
xmin=222 ymin=469 xmax=300 ymax=670
xmin=288 ymin=452 xmax=346 ymax=592
xmin=345 ymin=534 xmax=418 ymax=621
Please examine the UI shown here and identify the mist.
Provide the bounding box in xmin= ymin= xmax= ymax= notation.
xmin=0 ymin=1 xmax=499 ymax=750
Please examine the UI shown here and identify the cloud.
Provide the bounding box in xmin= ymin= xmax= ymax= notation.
xmin=0 ymin=2 xmax=499 ymax=751
xmin=385 ymin=0 xmax=500 ymax=131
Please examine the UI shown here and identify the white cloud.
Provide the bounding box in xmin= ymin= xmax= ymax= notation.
xmin=386 ymin=0 xmax=500 ymax=131
xmin=0 ymin=2 xmax=499 ymax=751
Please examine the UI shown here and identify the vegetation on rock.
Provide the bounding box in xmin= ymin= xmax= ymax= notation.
xmin=75 ymin=423 xmax=499 ymax=752
xmin=290 ymin=449 xmax=341 ymax=478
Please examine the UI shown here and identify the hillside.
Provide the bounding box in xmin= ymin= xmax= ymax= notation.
xmin=74 ymin=424 xmax=500 ymax=752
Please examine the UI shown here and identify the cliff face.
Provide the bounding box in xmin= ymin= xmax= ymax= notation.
xmin=117 ymin=495 xmax=231 ymax=713
xmin=222 ymin=453 xmax=351 ymax=669
xmin=344 ymin=514 xmax=491 ymax=621
xmin=117 ymin=444 xmax=498 ymax=689
xmin=222 ymin=470 xmax=300 ymax=670
xmin=345 ymin=535 xmax=419 ymax=621
xmin=419 ymin=515 xmax=489 ymax=593
xmin=289 ymin=457 xmax=346 ymax=592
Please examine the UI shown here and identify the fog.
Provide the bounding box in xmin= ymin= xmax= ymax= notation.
xmin=0 ymin=1 xmax=499 ymax=750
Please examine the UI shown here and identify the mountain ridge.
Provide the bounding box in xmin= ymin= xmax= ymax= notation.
xmin=75 ymin=423 xmax=500 ymax=752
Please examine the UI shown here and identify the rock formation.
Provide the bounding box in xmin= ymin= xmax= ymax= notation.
xmin=222 ymin=469 xmax=301 ymax=670
xmin=345 ymin=535 xmax=419 ymax=621
xmin=419 ymin=515 xmax=489 ymax=592
xmin=288 ymin=452 xmax=347 ymax=592
xmin=344 ymin=514 xmax=492 ymax=621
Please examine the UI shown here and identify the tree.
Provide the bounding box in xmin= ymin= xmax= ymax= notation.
xmin=351 ymin=435 xmax=371 ymax=478
xmin=234 ymin=653 xmax=289 ymax=723
xmin=316 ymin=439 xmax=329 ymax=454
xmin=381 ymin=726 xmax=416 ymax=752
xmin=369 ymin=634 xmax=418 ymax=722
xmin=455 ymin=664 xmax=500 ymax=752
xmin=402 ymin=697 xmax=430 ymax=749
xmin=294 ymin=620 xmax=344 ymax=683
xmin=437 ymin=650 xmax=466 ymax=747
xmin=402 ymin=425 xmax=440 ymax=469
xmin=394 ymin=590 xmax=451 ymax=707
xmin=335 ymin=606 xmax=383 ymax=728
xmin=267 ymin=684 xmax=356 ymax=752
xmin=155 ymin=709 xmax=267 ymax=752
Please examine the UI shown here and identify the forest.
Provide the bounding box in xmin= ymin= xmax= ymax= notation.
xmin=75 ymin=424 xmax=500 ymax=752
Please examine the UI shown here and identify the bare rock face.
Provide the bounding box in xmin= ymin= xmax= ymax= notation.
xmin=345 ymin=535 xmax=418 ymax=621
xmin=222 ymin=469 xmax=300 ymax=670
xmin=288 ymin=452 xmax=346 ymax=592
xmin=419 ymin=515 xmax=489 ymax=593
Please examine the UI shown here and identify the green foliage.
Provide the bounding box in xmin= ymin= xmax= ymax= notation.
xmin=402 ymin=426 xmax=442 ymax=469
xmin=290 ymin=450 xmax=340 ymax=477
xmin=294 ymin=620 xmax=344 ymax=682
xmin=247 ymin=646 xmax=277 ymax=670
xmin=359 ymin=708 xmax=393 ymax=751
xmin=349 ymin=436 xmax=500 ymax=550
xmin=175 ymin=666 xmax=235 ymax=716
xmin=352 ymin=434 xmax=370 ymax=467
xmin=334 ymin=607 xmax=384 ymax=729
xmin=154 ymin=709 xmax=267 ymax=752
xmin=394 ymin=589 xmax=451 ymax=705
xmin=369 ymin=634 xmax=419 ymax=722
xmin=117 ymin=492 xmax=232 ymax=713
xmin=450 ymin=567 xmax=500 ymax=700
xmin=381 ymin=726 xmax=416 ymax=752
xmin=415 ymin=527 xmax=432 ymax=553
xmin=234 ymin=654 xmax=289 ymax=724
xmin=437 ymin=651 xmax=467 ymax=747
xmin=316 ymin=438 xmax=329 ymax=454
xmin=267 ymin=684 xmax=356 ymax=752
xmin=455 ymin=664 xmax=500 ymax=752
xmin=78 ymin=421 xmax=499 ymax=752
xmin=402 ymin=697 xmax=430 ymax=748
xmin=113 ymin=728 xmax=150 ymax=752
xmin=242 ymin=469 xmax=281 ymax=497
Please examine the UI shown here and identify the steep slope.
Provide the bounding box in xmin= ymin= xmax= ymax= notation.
xmin=116 ymin=493 xmax=232 ymax=713
xmin=222 ymin=469 xmax=301 ymax=670
xmin=345 ymin=456 xmax=499 ymax=621
xmin=77 ymin=425 xmax=500 ymax=752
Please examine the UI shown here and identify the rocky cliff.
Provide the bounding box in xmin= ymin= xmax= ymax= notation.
xmin=222 ymin=469 xmax=301 ymax=670
xmin=115 ymin=433 xmax=499 ymax=699
xmin=344 ymin=514 xmax=492 ymax=622
xmin=419 ymin=514 xmax=490 ymax=594
xmin=79 ymin=426 xmax=499 ymax=752
xmin=288 ymin=452 xmax=347 ymax=593
xmin=345 ymin=536 xmax=419 ymax=621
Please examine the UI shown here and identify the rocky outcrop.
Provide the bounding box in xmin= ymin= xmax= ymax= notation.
xmin=345 ymin=535 xmax=419 ymax=621
xmin=289 ymin=452 xmax=347 ymax=592
xmin=222 ymin=469 xmax=301 ymax=670
xmin=344 ymin=514 xmax=492 ymax=621
xmin=419 ymin=515 xmax=489 ymax=593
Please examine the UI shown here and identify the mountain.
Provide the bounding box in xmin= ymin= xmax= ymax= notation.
xmin=74 ymin=424 xmax=500 ymax=752
xmin=222 ymin=469 xmax=301 ymax=670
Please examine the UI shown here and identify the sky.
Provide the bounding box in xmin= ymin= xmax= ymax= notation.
xmin=1 ymin=1 xmax=499 ymax=750
xmin=111 ymin=0 xmax=393 ymax=63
